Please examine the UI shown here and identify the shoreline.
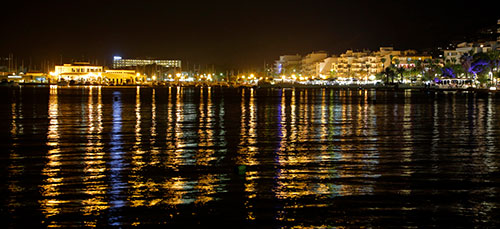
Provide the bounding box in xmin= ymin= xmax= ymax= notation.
xmin=2 ymin=82 xmax=496 ymax=94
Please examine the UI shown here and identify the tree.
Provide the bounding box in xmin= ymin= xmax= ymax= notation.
xmin=394 ymin=59 xmax=405 ymax=82
xmin=382 ymin=67 xmax=395 ymax=84
xmin=487 ymin=50 xmax=500 ymax=77
xmin=451 ymin=57 xmax=457 ymax=65
xmin=460 ymin=52 xmax=474 ymax=79
xmin=423 ymin=59 xmax=440 ymax=82
xmin=347 ymin=64 xmax=352 ymax=78
xmin=365 ymin=63 xmax=371 ymax=79
xmin=329 ymin=69 xmax=337 ymax=79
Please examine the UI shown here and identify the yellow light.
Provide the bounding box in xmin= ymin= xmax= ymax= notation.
xmin=291 ymin=74 xmax=296 ymax=80
xmin=136 ymin=73 xmax=140 ymax=77
xmin=241 ymin=75 xmax=246 ymax=79
xmin=152 ymin=75 xmax=157 ymax=81
xmin=281 ymin=75 xmax=285 ymax=80
xmin=176 ymin=73 xmax=181 ymax=78
xmin=250 ymin=74 xmax=255 ymax=79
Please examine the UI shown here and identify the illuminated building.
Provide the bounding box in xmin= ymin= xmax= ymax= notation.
xmin=497 ymin=19 xmax=500 ymax=43
xmin=317 ymin=57 xmax=337 ymax=79
xmin=51 ymin=62 xmax=145 ymax=84
xmin=328 ymin=47 xmax=431 ymax=79
xmin=52 ymin=62 xmax=103 ymax=82
xmin=113 ymin=56 xmax=181 ymax=69
xmin=104 ymin=69 xmax=145 ymax=84
xmin=332 ymin=50 xmax=372 ymax=79
xmin=301 ymin=51 xmax=328 ymax=78
xmin=393 ymin=50 xmax=432 ymax=68
xmin=443 ymin=41 xmax=499 ymax=65
xmin=274 ymin=54 xmax=301 ymax=76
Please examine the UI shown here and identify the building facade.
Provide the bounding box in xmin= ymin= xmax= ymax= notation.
xmin=301 ymin=51 xmax=328 ymax=78
xmin=444 ymin=41 xmax=499 ymax=64
xmin=53 ymin=62 xmax=104 ymax=82
xmin=51 ymin=62 xmax=144 ymax=84
xmin=113 ymin=56 xmax=181 ymax=69
xmin=274 ymin=54 xmax=302 ymax=76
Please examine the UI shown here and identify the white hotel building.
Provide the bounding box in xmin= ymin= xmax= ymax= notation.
xmin=113 ymin=56 xmax=181 ymax=69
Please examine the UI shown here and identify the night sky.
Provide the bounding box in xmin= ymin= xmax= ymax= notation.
xmin=2 ymin=0 xmax=500 ymax=69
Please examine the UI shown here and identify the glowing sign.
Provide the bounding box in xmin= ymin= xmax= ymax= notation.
xmin=113 ymin=56 xmax=122 ymax=60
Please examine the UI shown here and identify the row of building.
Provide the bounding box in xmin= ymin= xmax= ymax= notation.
xmin=274 ymin=19 xmax=500 ymax=81
xmin=49 ymin=56 xmax=181 ymax=84
xmin=275 ymin=48 xmax=432 ymax=80
xmin=1 ymin=57 xmax=183 ymax=84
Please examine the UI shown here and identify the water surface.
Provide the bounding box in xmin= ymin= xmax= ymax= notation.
xmin=1 ymin=86 xmax=499 ymax=227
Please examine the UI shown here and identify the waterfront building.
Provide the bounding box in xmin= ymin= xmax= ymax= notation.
xmin=331 ymin=50 xmax=372 ymax=79
xmin=373 ymin=47 xmax=401 ymax=68
xmin=104 ymin=69 xmax=145 ymax=84
xmin=393 ymin=50 xmax=432 ymax=68
xmin=51 ymin=62 xmax=144 ymax=84
xmin=113 ymin=56 xmax=181 ymax=69
xmin=317 ymin=56 xmax=337 ymax=79
xmin=444 ymin=41 xmax=499 ymax=64
xmin=275 ymin=47 xmax=432 ymax=81
xmin=53 ymin=62 xmax=104 ymax=82
xmin=274 ymin=54 xmax=302 ymax=76
xmin=301 ymin=51 xmax=328 ymax=78
xmin=443 ymin=50 xmax=461 ymax=64
xmin=498 ymin=19 xmax=500 ymax=43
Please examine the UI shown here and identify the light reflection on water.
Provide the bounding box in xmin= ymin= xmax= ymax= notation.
xmin=1 ymin=86 xmax=500 ymax=227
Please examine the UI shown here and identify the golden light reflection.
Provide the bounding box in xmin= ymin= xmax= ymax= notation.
xmin=8 ymin=90 xmax=23 ymax=210
xmin=165 ymin=86 xmax=175 ymax=151
xmin=174 ymin=86 xmax=186 ymax=167
xmin=82 ymin=86 xmax=109 ymax=216
xmin=236 ymin=88 xmax=260 ymax=221
xmin=196 ymin=87 xmax=216 ymax=166
xmin=237 ymin=88 xmax=258 ymax=166
xmin=135 ymin=86 xmax=142 ymax=146
xmin=401 ymin=90 xmax=414 ymax=177
xmin=40 ymin=85 xmax=63 ymax=219
xmin=194 ymin=174 xmax=219 ymax=205
xmin=150 ymin=88 xmax=160 ymax=165
xmin=278 ymin=89 xmax=287 ymax=152
xmin=131 ymin=86 xmax=146 ymax=170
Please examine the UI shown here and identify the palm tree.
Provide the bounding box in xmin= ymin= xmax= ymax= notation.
xmin=394 ymin=59 xmax=405 ymax=82
xmin=381 ymin=57 xmax=386 ymax=73
xmin=451 ymin=57 xmax=457 ymax=65
xmin=460 ymin=53 xmax=473 ymax=79
xmin=365 ymin=63 xmax=371 ymax=79
xmin=487 ymin=50 xmax=500 ymax=76
xmin=347 ymin=64 xmax=352 ymax=78
xmin=382 ymin=67 xmax=395 ymax=84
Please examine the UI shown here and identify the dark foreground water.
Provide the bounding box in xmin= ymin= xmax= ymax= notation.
xmin=0 ymin=86 xmax=499 ymax=227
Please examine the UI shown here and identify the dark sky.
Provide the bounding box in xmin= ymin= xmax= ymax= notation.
xmin=1 ymin=0 xmax=500 ymax=70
